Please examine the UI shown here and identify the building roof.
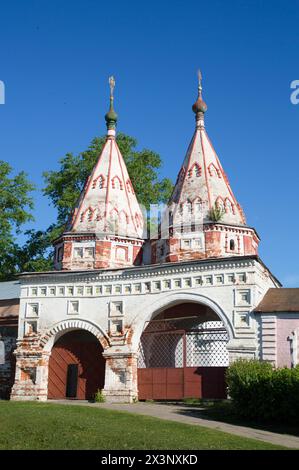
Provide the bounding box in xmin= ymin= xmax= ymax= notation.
xmin=254 ymin=288 xmax=299 ymax=313
xmin=167 ymin=72 xmax=246 ymax=227
xmin=0 ymin=281 xmax=20 ymax=300
xmin=66 ymin=78 xmax=144 ymax=240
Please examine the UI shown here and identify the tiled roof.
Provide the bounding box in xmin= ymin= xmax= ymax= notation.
xmin=254 ymin=288 xmax=299 ymax=313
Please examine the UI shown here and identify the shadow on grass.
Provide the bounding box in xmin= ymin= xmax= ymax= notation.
xmin=150 ymin=400 xmax=299 ymax=437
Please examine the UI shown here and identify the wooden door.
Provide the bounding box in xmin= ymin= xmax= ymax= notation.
xmin=48 ymin=330 xmax=105 ymax=400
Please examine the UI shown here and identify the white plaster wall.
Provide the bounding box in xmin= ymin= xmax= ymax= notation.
xmin=18 ymin=258 xmax=278 ymax=359
xmin=276 ymin=314 xmax=299 ymax=367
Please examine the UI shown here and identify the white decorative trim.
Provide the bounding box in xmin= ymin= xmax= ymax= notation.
xmin=260 ymin=315 xmax=277 ymax=364
xmin=19 ymin=257 xmax=257 ymax=286
xmin=40 ymin=318 xmax=110 ymax=351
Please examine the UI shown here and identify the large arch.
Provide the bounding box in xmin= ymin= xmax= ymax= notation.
xmin=134 ymin=292 xmax=232 ymax=400
xmin=130 ymin=291 xmax=234 ymax=351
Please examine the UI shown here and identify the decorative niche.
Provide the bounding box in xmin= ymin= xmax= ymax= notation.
xmin=25 ymin=303 xmax=39 ymax=318
xmin=235 ymin=289 xmax=251 ymax=307
xmin=68 ymin=300 xmax=79 ymax=315
xmin=109 ymin=319 xmax=123 ymax=336
xmin=234 ymin=311 xmax=251 ymax=329
xmin=24 ymin=321 xmax=38 ymax=336
xmin=109 ymin=301 xmax=124 ymax=317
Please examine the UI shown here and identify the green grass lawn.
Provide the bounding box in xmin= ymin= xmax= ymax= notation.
xmin=0 ymin=401 xmax=289 ymax=450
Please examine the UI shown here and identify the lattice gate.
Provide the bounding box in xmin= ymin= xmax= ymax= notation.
xmin=137 ymin=318 xmax=229 ymax=400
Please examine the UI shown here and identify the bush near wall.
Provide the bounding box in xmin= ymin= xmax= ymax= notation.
xmin=226 ymin=359 xmax=299 ymax=423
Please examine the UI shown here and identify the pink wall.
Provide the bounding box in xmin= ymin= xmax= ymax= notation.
xmin=277 ymin=317 xmax=299 ymax=367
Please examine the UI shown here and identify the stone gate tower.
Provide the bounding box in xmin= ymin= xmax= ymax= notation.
xmin=10 ymin=74 xmax=282 ymax=403
xmin=151 ymin=71 xmax=259 ymax=264
xmin=53 ymin=76 xmax=145 ymax=272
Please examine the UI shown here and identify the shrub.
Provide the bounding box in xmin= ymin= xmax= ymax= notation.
xmin=208 ymin=204 xmax=225 ymax=222
xmin=94 ymin=389 xmax=106 ymax=403
xmin=226 ymin=359 xmax=299 ymax=423
xmin=182 ymin=397 xmax=203 ymax=405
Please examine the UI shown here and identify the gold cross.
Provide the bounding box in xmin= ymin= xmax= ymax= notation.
xmin=109 ymin=76 xmax=115 ymax=98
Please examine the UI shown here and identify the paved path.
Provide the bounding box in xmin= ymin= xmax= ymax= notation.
xmin=51 ymin=400 xmax=299 ymax=449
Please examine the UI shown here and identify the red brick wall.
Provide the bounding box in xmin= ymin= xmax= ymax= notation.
xmin=205 ymin=231 xmax=222 ymax=258
xmin=0 ymin=299 xmax=19 ymax=399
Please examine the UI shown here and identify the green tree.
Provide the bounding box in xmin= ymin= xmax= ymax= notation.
xmin=15 ymin=224 xmax=62 ymax=274
xmin=0 ymin=161 xmax=35 ymax=280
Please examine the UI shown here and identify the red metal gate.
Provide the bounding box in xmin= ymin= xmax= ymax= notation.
xmin=138 ymin=367 xmax=227 ymax=400
xmin=48 ymin=330 xmax=105 ymax=400
xmin=137 ymin=318 xmax=228 ymax=400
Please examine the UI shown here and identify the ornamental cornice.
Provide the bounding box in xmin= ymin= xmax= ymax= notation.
xmin=19 ymin=257 xmax=257 ymax=286
xmin=55 ymin=232 xmax=144 ymax=245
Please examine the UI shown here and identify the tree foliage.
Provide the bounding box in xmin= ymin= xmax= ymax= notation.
xmin=0 ymin=161 xmax=35 ymax=280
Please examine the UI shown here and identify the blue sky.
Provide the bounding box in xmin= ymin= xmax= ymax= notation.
xmin=0 ymin=0 xmax=299 ymax=285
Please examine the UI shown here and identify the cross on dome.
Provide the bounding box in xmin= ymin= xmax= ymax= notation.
xmin=105 ymin=75 xmax=118 ymax=134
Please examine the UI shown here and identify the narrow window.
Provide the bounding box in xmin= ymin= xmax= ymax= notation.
xmin=74 ymin=247 xmax=84 ymax=258
xmin=230 ymin=239 xmax=235 ymax=251
xmin=57 ymin=247 xmax=63 ymax=261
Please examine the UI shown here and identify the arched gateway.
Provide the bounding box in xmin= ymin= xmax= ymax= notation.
xmin=48 ymin=330 xmax=105 ymax=400
xmin=9 ymin=75 xmax=282 ymax=404
xmin=137 ymin=301 xmax=229 ymax=400
xmin=42 ymin=320 xmax=108 ymax=400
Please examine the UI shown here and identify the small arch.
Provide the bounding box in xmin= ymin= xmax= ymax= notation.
xmin=92 ymin=174 xmax=105 ymax=189
xmin=111 ymin=175 xmax=123 ymax=190
xmin=208 ymin=163 xmax=221 ymax=178
xmin=225 ymin=197 xmax=235 ymax=214
xmin=80 ymin=206 xmax=95 ymax=222
xmin=188 ymin=162 xmax=202 ymax=178
xmin=119 ymin=209 xmax=129 ymax=225
xmin=40 ymin=318 xmax=110 ymax=352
